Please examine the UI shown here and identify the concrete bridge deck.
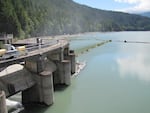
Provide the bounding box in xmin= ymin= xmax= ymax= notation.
xmin=0 ymin=39 xmax=69 ymax=68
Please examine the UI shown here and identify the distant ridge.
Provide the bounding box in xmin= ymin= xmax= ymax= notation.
xmin=0 ymin=0 xmax=150 ymax=38
xmin=139 ymin=12 xmax=150 ymax=18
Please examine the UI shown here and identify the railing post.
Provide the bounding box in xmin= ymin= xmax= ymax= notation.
xmin=36 ymin=38 xmax=42 ymax=49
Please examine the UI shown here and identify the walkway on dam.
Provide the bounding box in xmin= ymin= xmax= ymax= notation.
xmin=0 ymin=38 xmax=69 ymax=69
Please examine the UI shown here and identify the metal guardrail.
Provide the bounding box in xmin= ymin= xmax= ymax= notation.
xmin=0 ymin=39 xmax=69 ymax=69
xmin=0 ymin=39 xmax=59 ymax=61
xmin=25 ymin=39 xmax=58 ymax=52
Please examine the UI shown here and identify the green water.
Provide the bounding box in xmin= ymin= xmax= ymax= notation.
xmin=22 ymin=31 xmax=150 ymax=113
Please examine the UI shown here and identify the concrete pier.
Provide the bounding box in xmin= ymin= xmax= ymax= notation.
xmin=23 ymin=57 xmax=56 ymax=106
xmin=64 ymin=50 xmax=76 ymax=74
xmin=0 ymin=91 xmax=7 ymax=113
xmin=22 ymin=72 xmax=54 ymax=106
xmin=0 ymin=38 xmax=76 ymax=109
xmin=69 ymin=50 xmax=76 ymax=74
xmin=53 ymin=60 xmax=71 ymax=85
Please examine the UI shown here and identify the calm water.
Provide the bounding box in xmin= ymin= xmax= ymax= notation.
xmin=21 ymin=31 xmax=150 ymax=113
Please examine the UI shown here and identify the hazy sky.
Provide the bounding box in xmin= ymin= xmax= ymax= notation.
xmin=73 ymin=0 xmax=150 ymax=13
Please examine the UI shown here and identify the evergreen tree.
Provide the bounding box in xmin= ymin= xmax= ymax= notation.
xmin=0 ymin=0 xmax=150 ymax=38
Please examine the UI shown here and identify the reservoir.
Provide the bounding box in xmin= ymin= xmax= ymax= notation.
xmin=21 ymin=31 xmax=150 ymax=113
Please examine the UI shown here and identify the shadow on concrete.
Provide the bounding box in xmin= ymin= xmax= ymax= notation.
xmin=20 ymin=104 xmax=48 ymax=113
xmin=54 ymin=84 xmax=68 ymax=91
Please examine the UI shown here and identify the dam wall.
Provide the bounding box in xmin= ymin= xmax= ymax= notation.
xmin=0 ymin=39 xmax=76 ymax=112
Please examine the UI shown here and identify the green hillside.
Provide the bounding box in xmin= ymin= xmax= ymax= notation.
xmin=1 ymin=0 xmax=150 ymax=38
xmin=140 ymin=12 xmax=150 ymax=18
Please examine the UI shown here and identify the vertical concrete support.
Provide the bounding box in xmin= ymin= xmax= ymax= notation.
xmin=0 ymin=91 xmax=8 ymax=113
xmin=25 ymin=56 xmax=45 ymax=73
xmin=64 ymin=47 xmax=69 ymax=57
xmin=64 ymin=50 xmax=76 ymax=74
xmin=47 ymin=48 xmax=64 ymax=61
xmin=22 ymin=72 xmax=54 ymax=106
xmin=54 ymin=60 xmax=71 ymax=85
xmin=23 ymin=56 xmax=55 ymax=106
xmin=69 ymin=50 xmax=76 ymax=74
xmin=39 ymin=72 xmax=54 ymax=105
xmin=60 ymin=48 xmax=64 ymax=61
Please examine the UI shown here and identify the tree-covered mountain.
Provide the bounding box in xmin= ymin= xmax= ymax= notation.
xmin=139 ymin=12 xmax=150 ymax=18
xmin=1 ymin=0 xmax=150 ymax=38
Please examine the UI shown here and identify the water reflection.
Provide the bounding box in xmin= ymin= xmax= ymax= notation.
xmin=19 ymin=32 xmax=150 ymax=113
xmin=117 ymin=44 xmax=150 ymax=82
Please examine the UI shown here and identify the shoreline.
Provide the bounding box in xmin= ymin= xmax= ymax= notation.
xmin=29 ymin=31 xmax=150 ymax=39
xmin=14 ymin=31 xmax=150 ymax=43
xmin=15 ymin=31 xmax=150 ymax=43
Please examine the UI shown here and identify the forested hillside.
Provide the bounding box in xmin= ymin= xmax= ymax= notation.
xmin=1 ymin=0 xmax=150 ymax=38
xmin=140 ymin=12 xmax=150 ymax=18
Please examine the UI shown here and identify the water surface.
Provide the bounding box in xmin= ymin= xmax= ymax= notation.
xmin=21 ymin=31 xmax=150 ymax=113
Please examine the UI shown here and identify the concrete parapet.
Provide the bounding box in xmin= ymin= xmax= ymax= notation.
xmin=53 ymin=60 xmax=71 ymax=85
xmin=0 ymin=91 xmax=8 ymax=113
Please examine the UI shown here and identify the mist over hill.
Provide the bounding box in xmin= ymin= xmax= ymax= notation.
xmin=1 ymin=0 xmax=150 ymax=38
xmin=139 ymin=12 xmax=150 ymax=18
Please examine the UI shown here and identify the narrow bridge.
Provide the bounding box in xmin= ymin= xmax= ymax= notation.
xmin=0 ymin=38 xmax=76 ymax=113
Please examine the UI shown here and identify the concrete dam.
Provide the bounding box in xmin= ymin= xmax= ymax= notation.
xmin=0 ymin=38 xmax=76 ymax=113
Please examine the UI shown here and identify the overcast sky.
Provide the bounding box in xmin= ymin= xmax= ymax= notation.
xmin=73 ymin=0 xmax=150 ymax=13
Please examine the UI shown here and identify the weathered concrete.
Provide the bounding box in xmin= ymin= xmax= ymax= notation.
xmin=65 ymin=50 xmax=76 ymax=74
xmin=0 ymin=38 xmax=76 ymax=109
xmin=0 ymin=91 xmax=8 ymax=113
xmin=47 ymin=48 xmax=64 ymax=61
xmin=0 ymin=39 xmax=69 ymax=69
xmin=22 ymin=72 xmax=54 ymax=106
xmin=0 ymin=64 xmax=35 ymax=97
xmin=23 ymin=57 xmax=56 ymax=105
xmin=70 ymin=51 xmax=76 ymax=74
xmin=53 ymin=60 xmax=71 ymax=85
xmin=25 ymin=55 xmax=56 ymax=73
xmin=62 ymin=47 xmax=76 ymax=74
